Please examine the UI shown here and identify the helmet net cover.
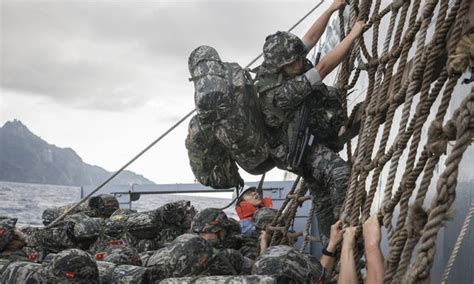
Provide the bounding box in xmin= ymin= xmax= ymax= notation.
xmin=262 ymin=31 xmax=308 ymax=73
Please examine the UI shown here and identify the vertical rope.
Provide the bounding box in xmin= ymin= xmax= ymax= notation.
xmin=440 ymin=200 xmax=474 ymax=283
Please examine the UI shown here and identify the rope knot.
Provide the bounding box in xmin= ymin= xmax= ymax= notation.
xmin=406 ymin=203 xmax=428 ymax=237
xmin=427 ymin=120 xmax=457 ymax=156
xmin=447 ymin=33 xmax=474 ymax=75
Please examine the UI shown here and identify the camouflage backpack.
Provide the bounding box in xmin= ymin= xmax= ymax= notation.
xmin=0 ymin=261 xmax=43 ymax=284
xmin=252 ymin=245 xmax=326 ymax=284
xmin=146 ymin=234 xmax=214 ymax=281
xmin=101 ymin=245 xmax=142 ymax=266
xmin=68 ymin=214 xmax=101 ymax=245
xmin=188 ymin=45 xmax=275 ymax=176
xmin=186 ymin=115 xmax=243 ymax=189
xmin=0 ymin=217 xmax=17 ymax=251
xmin=125 ymin=210 xmax=161 ymax=240
xmin=41 ymin=248 xmax=99 ymax=283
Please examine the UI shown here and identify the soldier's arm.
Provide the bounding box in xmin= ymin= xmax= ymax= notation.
xmin=363 ymin=216 xmax=384 ymax=284
xmin=258 ymin=230 xmax=270 ymax=254
xmin=316 ymin=21 xmax=365 ymax=79
xmin=338 ymin=227 xmax=358 ymax=284
xmin=320 ymin=221 xmax=343 ymax=275
xmin=302 ymin=0 xmax=346 ymax=50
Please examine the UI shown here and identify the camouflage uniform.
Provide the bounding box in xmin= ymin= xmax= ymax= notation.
xmin=0 ymin=261 xmax=43 ymax=283
xmin=191 ymin=208 xmax=254 ymax=274
xmin=256 ymin=31 xmax=351 ymax=245
xmin=252 ymin=245 xmax=327 ymax=284
xmin=96 ymin=261 xmax=116 ymax=283
xmin=110 ymin=264 xmax=150 ymax=283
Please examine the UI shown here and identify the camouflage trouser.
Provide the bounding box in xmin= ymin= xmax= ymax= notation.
xmin=302 ymin=143 xmax=350 ymax=246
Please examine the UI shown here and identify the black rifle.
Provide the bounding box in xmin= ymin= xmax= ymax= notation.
xmin=287 ymin=101 xmax=314 ymax=171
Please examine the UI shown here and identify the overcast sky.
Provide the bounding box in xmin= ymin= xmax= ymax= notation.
xmin=1 ymin=0 xmax=336 ymax=185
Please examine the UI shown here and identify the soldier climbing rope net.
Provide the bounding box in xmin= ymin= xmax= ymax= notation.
xmin=267 ymin=0 xmax=473 ymax=281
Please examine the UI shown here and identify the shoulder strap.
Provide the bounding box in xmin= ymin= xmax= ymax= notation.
xmin=259 ymin=95 xmax=289 ymax=124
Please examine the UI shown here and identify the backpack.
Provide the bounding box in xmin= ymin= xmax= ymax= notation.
xmin=185 ymin=115 xmax=243 ymax=189
xmin=188 ymin=46 xmax=275 ymax=176
xmin=125 ymin=210 xmax=161 ymax=240
xmin=307 ymin=85 xmax=347 ymax=152
xmin=67 ymin=214 xmax=101 ymax=244
xmin=255 ymin=59 xmax=348 ymax=159
xmin=41 ymin=249 xmax=99 ymax=283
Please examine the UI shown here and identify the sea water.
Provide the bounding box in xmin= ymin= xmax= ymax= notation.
xmin=0 ymin=181 xmax=235 ymax=227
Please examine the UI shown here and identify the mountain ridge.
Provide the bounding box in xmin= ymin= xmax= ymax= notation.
xmin=0 ymin=119 xmax=154 ymax=186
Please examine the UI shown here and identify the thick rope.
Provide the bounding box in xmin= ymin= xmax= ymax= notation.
xmin=405 ymin=89 xmax=473 ymax=283
xmin=440 ymin=200 xmax=474 ymax=283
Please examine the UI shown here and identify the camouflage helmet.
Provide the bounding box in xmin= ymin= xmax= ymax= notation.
xmin=0 ymin=216 xmax=17 ymax=251
xmin=262 ymin=31 xmax=308 ymax=73
xmin=167 ymin=233 xmax=214 ymax=277
xmin=188 ymin=45 xmax=221 ymax=73
xmin=252 ymin=245 xmax=325 ymax=283
xmin=42 ymin=248 xmax=99 ymax=283
xmin=252 ymin=208 xmax=278 ymax=230
xmin=191 ymin=208 xmax=230 ymax=234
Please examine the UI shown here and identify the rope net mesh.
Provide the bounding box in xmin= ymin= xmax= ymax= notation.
xmin=269 ymin=0 xmax=472 ymax=281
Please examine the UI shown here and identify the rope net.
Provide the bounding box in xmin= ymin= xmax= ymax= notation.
xmin=268 ymin=0 xmax=473 ymax=281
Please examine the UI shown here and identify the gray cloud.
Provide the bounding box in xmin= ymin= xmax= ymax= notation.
xmin=1 ymin=0 xmax=317 ymax=111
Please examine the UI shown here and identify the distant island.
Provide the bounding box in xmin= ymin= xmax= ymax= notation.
xmin=0 ymin=119 xmax=154 ymax=186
